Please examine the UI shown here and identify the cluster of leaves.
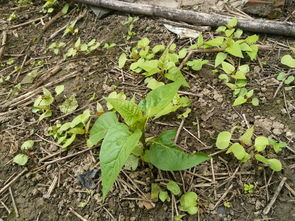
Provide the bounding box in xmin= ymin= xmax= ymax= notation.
xmin=13 ymin=140 xmax=35 ymax=166
xmin=32 ymin=85 xmax=64 ymax=121
xmin=41 ymin=0 xmax=58 ymax=14
xmin=87 ymin=81 xmax=210 ymax=199
xmin=119 ymin=37 xmax=189 ymax=87
xmin=64 ymin=38 xmax=100 ymax=58
xmin=216 ymin=126 xmax=286 ymax=171
xmin=243 ymin=183 xmax=254 ymax=194
xmin=122 ymin=16 xmax=139 ymax=40
xmin=278 ymin=55 xmax=295 ymax=91
xmin=47 ymin=110 xmax=90 ymax=150
xmin=152 ymin=181 xmax=198 ymax=219
xmin=200 ymin=18 xmax=260 ymax=106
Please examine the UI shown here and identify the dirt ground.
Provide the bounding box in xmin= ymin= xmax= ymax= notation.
xmin=0 ymin=1 xmax=295 ymax=221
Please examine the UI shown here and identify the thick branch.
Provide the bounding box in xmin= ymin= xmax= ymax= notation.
xmin=74 ymin=0 xmax=295 ymax=37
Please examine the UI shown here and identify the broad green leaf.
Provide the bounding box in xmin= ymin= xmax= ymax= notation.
xmin=118 ymin=53 xmax=127 ymax=69
xmin=234 ymin=29 xmax=243 ymax=38
xmin=226 ymin=17 xmax=238 ymax=28
xmin=186 ymin=59 xmax=208 ymax=71
xmin=139 ymin=60 xmax=160 ymax=76
xmin=254 ymin=136 xmax=269 ymax=152
xmin=62 ymin=3 xmax=69 ymax=14
xmin=151 ymin=183 xmax=161 ymax=201
xmin=225 ymin=42 xmax=244 ymax=58
xmin=106 ymin=92 xmax=126 ymax=110
xmin=216 ymin=26 xmax=226 ymax=33
xmin=251 ymin=97 xmax=259 ymax=106
xmin=153 ymin=96 xmax=190 ymax=120
xmin=179 ymin=192 xmax=198 ymax=215
xmin=159 ymin=190 xmax=170 ymax=202
xmin=281 ymin=55 xmax=295 ymax=68
xmin=59 ymin=94 xmax=78 ymax=114
xmin=239 ymin=126 xmax=254 ymax=146
xmin=152 ymin=45 xmax=165 ymax=54
xmin=245 ymin=35 xmax=259 ymax=44
xmin=71 ymin=109 xmax=90 ymax=128
xmin=55 ymin=85 xmax=64 ymax=96
xmin=232 ymin=95 xmax=247 ymax=106
xmin=62 ymin=133 xmax=76 ymax=149
xmin=87 ymin=112 xmax=120 ymax=147
xmin=68 ymin=127 xmax=85 ymax=135
xmin=13 ymin=154 xmax=28 ymax=166
xmin=277 ymin=72 xmax=286 ymax=81
xmin=216 ymin=131 xmax=232 ymax=149
xmin=215 ymin=52 xmax=227 ymax=67
xmin=178 ymin=49 xmax=188 ymax=59
xmin=139 ymin=82 xmax=181 ymax=118
xmin=222 ymin=62 xmax=235 ymax=74
xmin=246 ymin=89 xmax=254 ymax=98
xmin=284 ymin=76 xmax=294 ymax=84
xmin=105 ymin=98 xmax=145 ymax=129
xmin=144 ymin=130 xmax=209 ymax=171
xmin=39 ymin=109 xmax=52 ymax=121
xmin=100 ymin=127 xmax=142 ymax=199
xmin=21 ymin=140 xmax=34 ymax=151
xmin=240 ymin=43 xmax=252 ymax=51
xmin=219 ymin=74 xmax=229 ymax=83
xmin=145 ymin=77 xmax=165 ymax=90
xmin=165 ymin=67 xmax=189 ymax=87
xmin=137 ymin=37 xmax=150 ymax=49
xmin=226 ymin=143 xmax=250 ymax=162
xmin=205 ymin=37 xmax=224 ymax=47
xmin=246 ymin=45 xmax=258 ymax=60
xmin=255 ymin=154 xmax=282 ymax=171
xmin=225 ymin=29 xmax=235 ymax=37
xmin=167 ymin=181 xmax=181 ymax=195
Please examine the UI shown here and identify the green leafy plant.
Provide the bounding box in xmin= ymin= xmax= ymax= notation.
xmin=32 ymin=88 xmax=55 ymax=121
xmin=13 ymin=140 xmax=35 ymax=166
xmin=243 ymin=183 xmax=254 ymax=194
xmin=119 ymin=37 xmax=189 ymax=87
xmin=64 ymin=38 xmax=100 ymax=58
xmin=7 ymin=12 xmax=17 ymax=21
xmin=277 ymin=72 xmax=294 ymax=91
xmin=48 ymin=42 xmax=65 ymax=55
xmin=63 ymin=20 xmax=79 ymax=36
xmin=47 ymin=109 xmax=90 ymax=150
xmin=41 ymin=0 xmax=58 ymax=13
xmin=216 ymin=126 xmax=284 ymax=171
xmin=122 ymin=16 xmax=139 ymax=40
xmin=88 ymin=82 xmax=210 ymax=199
xmin=103 ymin=43 xmax=116 ymax=49
xmin=190 ymin=18 xmax=260 ymax=106
xmin=178 ymin=192 xmax=198 ymax=215
xmin=223 ymin=201 xmax=232 ymax=208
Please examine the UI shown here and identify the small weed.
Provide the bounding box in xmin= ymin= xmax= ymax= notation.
xmin=244 ymin=183 xmax=254 ymax=194
xmin=48 ymin=42 xmax=65 ymax=55
xmin=13 ymin=140 xmax=35 ymax=166
xmin=64 ymin=38 xmax=100 ymax=58
xmin=216 ymin=126 xmax=284 ymax=171
xmin=122 ymin=16 xmax=139 ymax=40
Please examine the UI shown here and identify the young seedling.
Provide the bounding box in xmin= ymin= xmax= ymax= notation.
xmin=64 ymin=38 xmax=100 ymax=58
xmin=47 ymin=109 xmax=90 ymax=150
xmin=277 ymin=72 xmax=294 ymax=91
xmin=48 ymin=42 xmax=65 ymax=55
xmin=243 ymin=183 xmax=254 ymax=194
xmin=178 ymin=192 xmax=199 ymax=215
xmin=88 ymin=82 xmax=210 ymax=200
xmin=216 ymin=126 xmax=284 ymax=171
xmin=13 ymin=140 xmax=35 ymax=166
xmin=122 ymin=16 xmax=139 ymax=40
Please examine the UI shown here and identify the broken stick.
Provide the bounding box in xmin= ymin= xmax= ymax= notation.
xmin=75 ymin=0 xmax=295 ymax=37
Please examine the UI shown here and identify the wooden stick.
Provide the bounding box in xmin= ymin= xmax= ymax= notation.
xmin=74 ymin=0 xmax=295 ymax=37
xmin=0 ymin=168 xmax=28 ymax=195
xmin=0 ymin=31 xmax=7 ymax=61
xmin=263 ymin=177 xmax=287 ymax=215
